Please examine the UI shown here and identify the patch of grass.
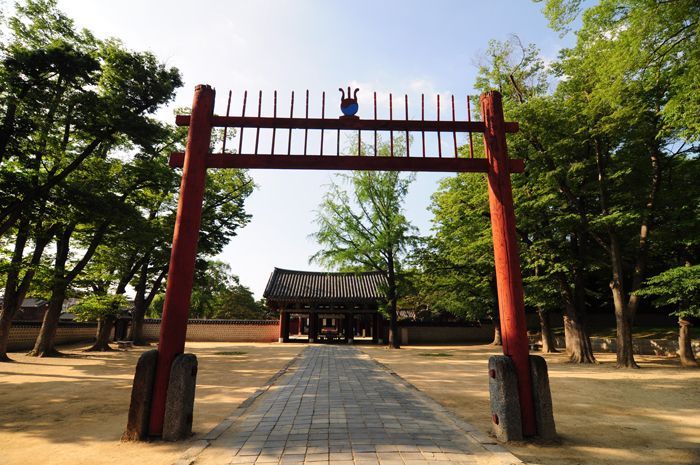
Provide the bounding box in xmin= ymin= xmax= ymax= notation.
xmin=418 ymin=352 xmax=453 ymax=357
xmin=214 ymin=351 xmax=247 ymax=356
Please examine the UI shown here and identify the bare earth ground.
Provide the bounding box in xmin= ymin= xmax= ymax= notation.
xmin=0 ymin=342 xmax=302 ymax=465
xmin=360 ymin=344 xmax=700 ymax=465
xmin=2 ymin=342 xmax=699 ymax=465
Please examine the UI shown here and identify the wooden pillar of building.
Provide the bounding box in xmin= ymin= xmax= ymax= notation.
xmin=148 ymin=85 xmax=214 ymax=437
xmin=372 ymin=313 xmax=379 ymax=344
xmin=481 ymin=91 xmax=536 ymax=437
xmin=308 ymin=312 xmax=318 ymax=343
xmin=279 ymin=310 xmax=290 ymax=343
xmin=345 ymin=314 xmax=354 ymax=343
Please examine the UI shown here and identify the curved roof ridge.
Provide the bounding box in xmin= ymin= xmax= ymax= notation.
xmin=271 ymin=267 xmax=384 ymax=276
xmin=263 ymin=268 xmax=387 ymax=303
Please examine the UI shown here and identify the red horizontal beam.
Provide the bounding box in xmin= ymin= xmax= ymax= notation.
xmin=168 ymin=153 xmax=525 ymax=173
xmin=174 ymin=115 xmax=519 ymax=134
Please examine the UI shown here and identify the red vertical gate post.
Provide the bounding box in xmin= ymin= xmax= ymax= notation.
xmin=480 ymin=91 xmax=537 ymax=436
xmin=149 ymin=85 xmax=215 ymax=436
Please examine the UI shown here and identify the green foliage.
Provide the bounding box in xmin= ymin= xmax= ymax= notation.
xmin=420 ymin=0 xmax=699 ymax=330
xmin=151 ymin=260 xmax=269 ymax=320
xmin=311 ymin=137 xmax=416 ymax=279
xmin=412 ymin=174 xmax=496 ymax=320
xmin=0 ymin=1 xmax=254 ymax=345
xmin=71 ymin=294 xmax=129 ymax=321
xmin=635 ymin=265 xmax=700 ymax=319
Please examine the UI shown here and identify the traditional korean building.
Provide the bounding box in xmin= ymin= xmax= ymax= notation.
xmin=263 ymin=268 xmax=387 ymax=343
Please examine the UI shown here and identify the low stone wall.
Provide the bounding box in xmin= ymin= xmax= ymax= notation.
xmin=531 ymin=335 xmax=700 ymax=357
xmin=7 ymin=321 xmax=97 ymax=351
xmin=142 ymin=319 xmax=280 ymax=343
xmin=399 ymin=323 xmax=495 ymax=345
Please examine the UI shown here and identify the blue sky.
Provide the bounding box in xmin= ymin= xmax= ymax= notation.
xmin=55 ymin=0 xmax=575 ymax=298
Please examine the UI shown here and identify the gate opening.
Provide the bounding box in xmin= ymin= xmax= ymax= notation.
xmin=141 ymin=84 xmax=538 ymax=439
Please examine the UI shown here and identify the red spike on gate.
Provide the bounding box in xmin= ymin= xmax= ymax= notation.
xmin=320 ymin=91 xmax=325 ymax=156
xmin=254 ymin=91 xmax=262 ymax=155
xmin=405 ymin=94 xmax=410 ymax=158
xmin=238 ymin=90 xmax=248 ymax=155
xmin=468 ymin=95 xmax=474 ymax=159
xmin=452 ymin=95 xmax=458 ymax=158
xmin=304 ymin=90 xmax=309 ymax=156
xmin=271 ymin=90 xmax=278 ymax=155
xmin=437 ymin=94 xmax=442 ymax=158
xmin=421 ymin=94 xmax=426 ymax=158
xmin=373 ymin=92 xmax=378 ymax=157
xmin=288 ymin=91 xmax=294 ymax=156
xmin=389 ymin=93 xmax=394 ymax=157
xmin=222 ymin=90 xmax=232 ymax=153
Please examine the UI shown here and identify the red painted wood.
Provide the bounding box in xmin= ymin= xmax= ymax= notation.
xmin=175 ymin=114 xmax=519 ymax=134
xmin=148 ymin=85 xmax=215 ymax=436
xmin=481 ymin=91 xmax=536 ymax=437
xmin=168 ymin=153 xmax=525 ymax=174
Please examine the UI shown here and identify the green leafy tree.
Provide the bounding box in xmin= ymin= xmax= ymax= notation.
xmin=413 ymin=173 xmax=502 ymax=342
xmin=635 ymin=265 xmax=700 ymax=367
xmin=0 ymin=0 xmax=181 ymax=360
xmin=312 ymin=137 xmax=416 ymax=348
xmin=71 ymin=294 xmax=129 ymax=351
xmin=472 ymin=37 xmax=599 ymax=361
xmin=547 ymin=0 xmax=700 ymax=367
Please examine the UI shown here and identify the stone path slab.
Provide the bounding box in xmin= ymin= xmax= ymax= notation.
xmin=183 ymin=346 xmax=521 ymax=465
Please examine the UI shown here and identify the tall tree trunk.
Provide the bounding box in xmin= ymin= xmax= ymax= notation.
xmin=538 ymin=308 xmax=558 ymax=353
xmin=388 ymin=295 xmax=399 ymax=349
xmin=678 ymin=318 xmax=698 ymax=368
xmin=492 ymin=316 xmax=503 ymax=346
xmin=0 ymin=217 xmax=55 ymax=361
xmin=0 ymin=315 xmax=14 ymax=362
xmin=29 ymin=285 xmax=67 ymax=357
xmin=610 ymin=234 xmax=638 ymax=368
xmin=130 ymin=261 xmax=149 ymax=345
xmin=130 ymin=314 xmax=146 ymax=346
xmin=85 ymin=315 xmax=116 ymax=352
xmin=28 ymin=226 xmax=72 ymax=357
xmin=0 ymin=219 xmax=30 ymax=362
xmin=594 ymin=137 xmax=652 ymax=369
xmin=130 ymin=265 xmax=167 ymax=346
xmin=386 ymin=252 xmax=400 ymax=349
xmin=559 ymin=274 xmax=596 ymax=363
xmin=29 ymin=222 xmax=107 ymax=357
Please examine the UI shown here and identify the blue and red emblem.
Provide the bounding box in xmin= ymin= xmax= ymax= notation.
xmin=339 ymin=86 xmax=359 ymax=118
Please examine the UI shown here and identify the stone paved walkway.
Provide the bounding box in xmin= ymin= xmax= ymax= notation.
xmin=187 ymin=346 xmax=520 ymax=465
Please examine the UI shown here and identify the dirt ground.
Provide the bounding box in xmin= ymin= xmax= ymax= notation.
xmin=2 ymin=342 xmax=698 ymax=465
xmin=360 ymin=344 xmax=700 ymax=465
xmin=0 ymin=342 xmax=302 ymax=465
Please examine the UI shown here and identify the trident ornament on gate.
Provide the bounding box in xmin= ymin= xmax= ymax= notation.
xmin=339 ymin=86 xmax=359 ymax=118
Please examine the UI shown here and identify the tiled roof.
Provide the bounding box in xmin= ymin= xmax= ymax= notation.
xmin=263 ymin=268 xmax=387 ymax=303
xmin=21 ymin=298 xmax=48 ymax=308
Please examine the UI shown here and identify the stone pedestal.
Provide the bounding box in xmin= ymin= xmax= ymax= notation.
xmin=163 ymin=353 xmax=198 ymax=441
xmin=487 ymin=354 xmax=556 ymax=442
xmin=488 ymin=355 xmax=523 ymax=441
xmin=122 ymin=349 xmax=159 ymax=441
xmin=529 ymin=355 xmax=556 ymax=439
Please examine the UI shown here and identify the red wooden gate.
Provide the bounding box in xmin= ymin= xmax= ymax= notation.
xmin=149 ymin=84 xmax=536 ymax=437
